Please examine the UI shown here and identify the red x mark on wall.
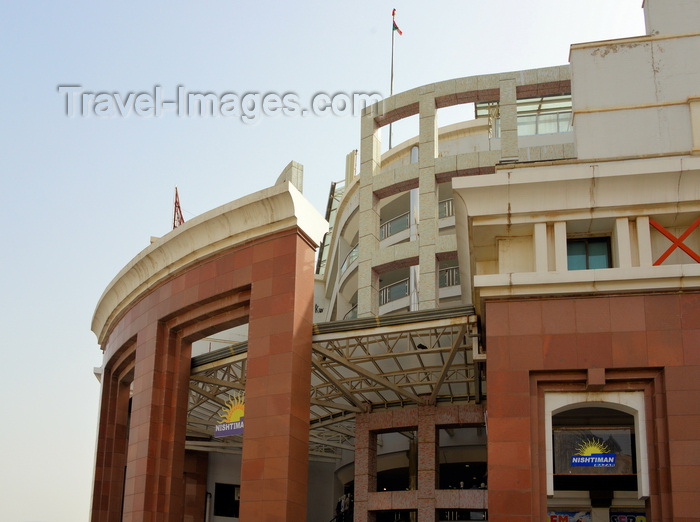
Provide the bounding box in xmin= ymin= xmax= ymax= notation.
xmin=650 ymin=217 xmax=700 ymax=265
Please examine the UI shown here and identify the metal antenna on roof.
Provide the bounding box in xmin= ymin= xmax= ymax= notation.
xmin=173 ymin=186 xmax=185 ymax=229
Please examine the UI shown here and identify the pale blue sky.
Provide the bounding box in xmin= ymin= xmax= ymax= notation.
xmin=0 ymin=1 xmax=645 ymax=520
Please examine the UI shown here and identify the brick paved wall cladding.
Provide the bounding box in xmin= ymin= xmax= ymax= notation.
xmin=353 ymin=404 xmax=487 ymax=522
xmin=485 ymin=293 xmax=700 ymax=521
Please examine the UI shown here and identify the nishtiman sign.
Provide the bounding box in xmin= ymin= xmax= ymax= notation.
xmin=570 ymin=437 xmax=616 ymax=467
xmin=215 ymin=392 xmax=245 ymax=437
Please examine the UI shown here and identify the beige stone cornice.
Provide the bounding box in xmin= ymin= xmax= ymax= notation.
xmin=92 ymin=182 xmax=328 ymax=345
xmin=569 ymin=31 xmax=700 ymax=53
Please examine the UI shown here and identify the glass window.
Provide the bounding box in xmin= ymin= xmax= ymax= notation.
xmin=437 ymin=426 xmax=487 ymax=490
xmin=214 ymin=483 xmax=240 ymax=518
xmin=553 ymin=427 xmax=635 ymax=476
xmin=588 ymin=240 xmax=610 ymax=269
xmin=517 ymin=114 xmax=537 ymax=136
xmin=567 ymin=238 xmax=611 ymax=270
xmin=478 ymin=95 xmax=573 ymax=138
xmin=438 ymin=199 xmax=454 ymax=219
xmin=551 ymin=407 xmax=638 ymax=493
xmin=558 ymin=112 xmax=572 ymax=133
xmin=537 ymin=113 xmax=559 ymax=134
xmin=375 ymin=429 xmax=418 ymax=491
xmin=567 ymin=240 xmax=587 ymax=270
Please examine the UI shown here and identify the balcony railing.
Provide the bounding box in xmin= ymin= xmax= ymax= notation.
xmin=339 ymin=244 xmax=359 ymax=276
xmin=343 ymin=304 xmax=358 ymax=320
xmin=380 ymin=212 xmax=410 ymax=240
xmin=439 ymin=267 xmax=460 ymax=288
xmin=438 ymin=199 xmax=454 ymax=219
xmin=379 ymin=278 xmax=409 ymax=305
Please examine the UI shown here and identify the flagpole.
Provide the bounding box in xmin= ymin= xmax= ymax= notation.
xmin=389 ymin=9 xmax=396 ymax=149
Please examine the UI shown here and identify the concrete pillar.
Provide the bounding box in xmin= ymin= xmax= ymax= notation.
xmin=636 ymin=216 xmax=654 ymax=266
xmin=690 ymin=96 xmax=700 ymax=155
xmin=553 ymin=221 xmax=568 ymax=271
xmin=615 ymin=217 xmax=633 ymax=268
xmin=358 ymin=105 xmax=382 ymax=317
xmin=453 ymin=193 xmax=474 ymax=305
xmin=418 ymin=89 xmax=439 ymax=310
xmin=534 ymin=223 xmax=548 ymax=272
xmin=346 ymin=149 xmax=358 ymax=186
xmin=410 ymin=189 xmax=420 ymax=311
xmin=499 ymin=78 xmax=518 ymax=162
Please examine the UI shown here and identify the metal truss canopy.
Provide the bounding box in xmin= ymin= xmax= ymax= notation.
xmin=185 ymin=308 xmax=480 ymax=459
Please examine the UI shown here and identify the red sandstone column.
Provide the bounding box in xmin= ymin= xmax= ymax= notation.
xmin=417 ymin=408 xmax=438 ymax=522
xmin=238 ymin=231 xmax=316 ymax=521
xmin=352 ymin=413 xmax=377 ymax=522
xmin=122 ymin=324 xmax=192 ymax=522
xmin=183 ymin=451 xmax=209 ymax=522
xmin=91 ymin=367 xmax=131 ymax=522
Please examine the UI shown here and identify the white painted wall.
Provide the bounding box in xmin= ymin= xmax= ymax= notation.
xmin=207 ymin=453 xmax=242 ymax=522
xmin=644 ymin=0 xmax=700 ymax=36
xmin=572 ymin=34 xmax=700 ymax=160
xmin=307 ymin=460 xmax=340 ymax=522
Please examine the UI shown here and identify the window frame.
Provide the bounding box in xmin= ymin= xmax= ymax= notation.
xmin=567 ymin=236 xmax=612 ymax=270
xmin=214 ymin=482 xmax=240 ymax=518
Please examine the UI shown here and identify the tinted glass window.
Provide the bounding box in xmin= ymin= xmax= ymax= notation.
xmin=567 ymin=238 xmax=611 ymax=270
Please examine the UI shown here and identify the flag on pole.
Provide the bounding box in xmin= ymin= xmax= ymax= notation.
xmin=392 ymin=9 xmax=403 ymax=35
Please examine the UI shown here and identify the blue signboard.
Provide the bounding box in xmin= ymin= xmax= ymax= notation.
xmin=553 ymin=428 xmax=634 ymax=475
xmin=570 ymin=453 xmax=616 ymax=467
xmin=215 ymin=419 xmax=244 ymax=437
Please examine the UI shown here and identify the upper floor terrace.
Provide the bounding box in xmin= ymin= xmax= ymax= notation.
xmin=315 ymin=65 xmax=580 ymax=322
xmin=452 ymin=155 xmax=700 ymax=314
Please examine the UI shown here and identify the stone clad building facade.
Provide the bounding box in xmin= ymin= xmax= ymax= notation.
xmin=91 ymin=2 xmax=700 ymax=520
xmin=91 ymin=183 xmax=327 ymax=521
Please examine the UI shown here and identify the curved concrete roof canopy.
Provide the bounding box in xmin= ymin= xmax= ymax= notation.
xmin=92 ymin=180 xmax=328 ymax=346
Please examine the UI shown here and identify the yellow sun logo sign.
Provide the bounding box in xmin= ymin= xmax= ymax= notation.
xmin=219 ymin=392 xmax=245 ymax=424
xmin=574 ymin=437 xmax=610 ymax=456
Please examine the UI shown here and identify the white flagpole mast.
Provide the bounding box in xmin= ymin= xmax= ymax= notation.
xmin=389 ymin=9 xmax=397 ymax=149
